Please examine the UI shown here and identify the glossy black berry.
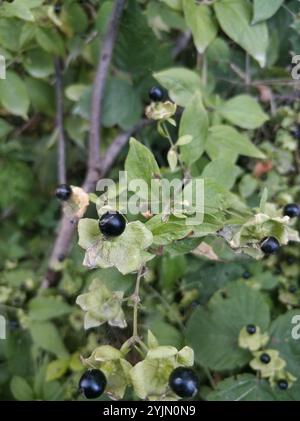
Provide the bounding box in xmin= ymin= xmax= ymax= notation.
xmin=169 ymin=367 xmax=199 ymax=398
xmin=260 ymin=353 xmax=271 ymax=364
xmin=277 ymin=379 xmax=288 ymax=390
xmin=149 ymin=86 xmax=164 ymax=102
xmin=79 ymin=369 xmax=107 ymax=399
xmin=242 ymin=271 xmax=251 ymax=279
xmin=99 ymin=211 xmax=126 ymax=237
xmin=246 ymin=324 xmax=256 ymax=335
xmin=55 ymin=184 xmax=72 ymax=201
xmin=283 ymin=203 xmax=300 ymax=218
xmin=261 ymin=237 xmax=280 ymax=254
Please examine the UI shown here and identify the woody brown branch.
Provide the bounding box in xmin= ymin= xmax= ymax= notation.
xmin=43 ymin=0 xmax=127 ymax=288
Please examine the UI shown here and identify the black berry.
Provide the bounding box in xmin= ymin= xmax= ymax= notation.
xmin=149 ymin=86 xmax=164 ymax=102
xmin=283 ymin=203 xmax=300 ymax=218
xmin=169 ymin=367 xmax=199 ymax=398
xmin=261 ymin=237 xmax=280 ymax=254
xmin=246 ymin=324 xmax=256 ymax=335
xmin=277 ymin=379 xmax=288 ymax=390
xmin=99 ymin=211 xmax=126 ymax=237
xmin=260 ymin=353 xmax=271 ymax=364
xmin=242 ymin=271 xmax=251 ymax=279
xmin=79 ymin=369 xmax=107 ymax=399
xmin=55 ymin=184 xmax=72 ymax=201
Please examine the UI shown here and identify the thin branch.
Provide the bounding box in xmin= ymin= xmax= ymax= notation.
xmin=55 ymin=58 xmax=67 ymax=185
xmin=172 ymin=31 xmax=192 ymax=59
xmin=88 ymin=0 xmax=126 ymax=170
xmin=43 ymin=0 xmax=127 ymax=288
xmin=132 ymin=265 xmax=145 ymax=338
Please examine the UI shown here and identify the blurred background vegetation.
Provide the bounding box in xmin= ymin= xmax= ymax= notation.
xmin=0 ymin=0 xmax=300 ymax=401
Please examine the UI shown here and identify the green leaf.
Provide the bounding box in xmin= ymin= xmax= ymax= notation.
xmin=167 ymin=149 xmax=178 ymax=172
xmin=115 ymin=0 xmax=169 ymax=77
xmin=29 ymin=322 xmax=69 ymax=358
xmin=205 ymin=125 xmax=265 ymax=162
xmin=25 ymin=78 xmax=55 ymax=117
xmin=268 ymin=310 xmax=300 ymax=377
xmin=146 ymin=215 xmax=191 ymax=246
xmin=202 ymin=159 xmax=241 ymax=190
xmin=0 ymin=0 xmax=35 ymax=22
xmin=0 ymin=18 xmax=23 ymax=52
xmin=102 ymin=78 xmax=142 ymax=130
xmin=218 ymin=95 xmax=269 ymax=129
xmin=214 ymin=0 xmax=269 ymax=67
xmin=252 ymin=0 xmax=284 ymax=24
xmin=160 ymin=254 xmax=187 ymax=290
xmin=0 ymin=118 xmax=13 ymax=138
xmin=160 ymin=0 xmax=182 ymax=10
xmin=183 ymin=1 xmax=218 ymax=53
xmin=186 ymin=283 xmax=270 ymax=370
xmin=0 ymin=71 xmax=30 ymax=118
xmin=46 ymin=359 xmax=69 ymax=382
xmin=259 ymin=187 xmax=268 ymax=212
xmin=125 ymin=138 xmax=161 ymax=188
xmin=24 ymin=49 xmax=54 ymax=78
xmin=35 ymin=27 xmax=64 ymax=56
xmin=179 ymin=92 xmax=208 ymax=166
xmin=207 ymin=374 xmax=300 ymax=401
xmin=10 ymin=376 xmax=34 ymax=401
xmin=154 ymin=67 xmax=202 ymax=107
xmin=28 ymin=297 xmax=72 ymax=322
xmin=78 ymin=219 xmax=154 ymax=275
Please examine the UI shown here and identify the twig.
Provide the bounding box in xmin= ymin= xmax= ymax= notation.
xmin=172 ymin=31 xmax=192 ymax=59
xmin=43 ymin=0 xmax=127 ymax=288
xmin=132 ymin=266 xmax=145 ymax=338
xmin=88 ymin=0 xmax=126 ymax=170
xmin=54 ymin=58 xmax=66 ymax=185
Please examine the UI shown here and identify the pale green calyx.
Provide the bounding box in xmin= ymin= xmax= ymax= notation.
xmin=82 ymin=345 xmax=132 ymax=400
xmin=129 ymin=330 xmax=194 ymax=401
xmin=77 ymin=218 xmax=154 ymax=275
xmin=238 ymin=326 xmax=269 ymax=351
xmin=250 ymin=350 xmax=286 ymax=378
xmin=145 ymin=100 xmax=177 ymax=121
xmin=76 ymin=279 xmax=126 ymax=329
xmin=227 ymin=213 xmax=300 ymax=259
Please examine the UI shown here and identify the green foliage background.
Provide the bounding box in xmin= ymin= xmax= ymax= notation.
xmin=0 ymin=0 xmax=300 ymax=401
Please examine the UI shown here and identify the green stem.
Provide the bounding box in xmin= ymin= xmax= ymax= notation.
xmin=132 ymin=265 xmax=145 ymax=338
